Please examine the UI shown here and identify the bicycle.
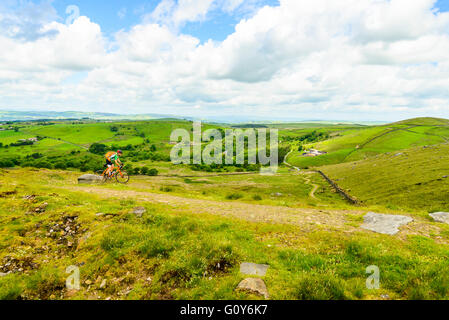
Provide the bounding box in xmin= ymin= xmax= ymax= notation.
xmin=98 ymin=164 xmax=130 ymax=184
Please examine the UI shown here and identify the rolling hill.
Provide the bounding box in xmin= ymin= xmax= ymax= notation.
xmin=320 ymin=142 xmax=449 ymax=212
xmin=286 ymin=117 xmax=449 ymax=169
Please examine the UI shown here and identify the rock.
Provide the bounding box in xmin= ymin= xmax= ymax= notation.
xmin=237 ymin=278 xmax=269 ymax=299
xmin=394 ymin=153 xmax=403 ymax=156
xmin=429 ymin=212 xmax=449 ymax=224
xmin=0 ymin=272 xmax=7 ymax=277
xmin=65 ymin=289 xmax=78 ymax=298
xmin=100 ymin=279 xmax=107 ymax=289
xmin=361 ymin=212 xmax=413 ymax=235
xmin=380 ymin=294 xmax=390 ymax=299
xmin=78 ymin=174 xmax=102 ymax=184
xmin=240 ymin=263 xmax=270 ymax=276
xmin=132 ymin=207 xmax=146 ymax=217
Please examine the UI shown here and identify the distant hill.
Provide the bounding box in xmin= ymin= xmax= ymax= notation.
xmin=0 ymin=110 xmax=392 ymax=125
xmin=0 ymin=110 xmax=176 ymax=122
xmin=392 ymin=117 xmax=449 ymax=126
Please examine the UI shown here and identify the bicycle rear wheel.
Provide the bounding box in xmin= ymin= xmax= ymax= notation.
xmin=116 ymin=170 xmax=129 ymax=184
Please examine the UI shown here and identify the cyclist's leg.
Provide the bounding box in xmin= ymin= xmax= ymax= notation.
xmin=105 ymin=160 xmax=113 ymax=176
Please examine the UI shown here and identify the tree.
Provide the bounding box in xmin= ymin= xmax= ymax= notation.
xmin=148 ymin=168 xmax=158 ymax=176
xmin=54 ymin=162 xmax=67 ymax=170
xmin=30 ymin=153 xmax=43 ymax=159
xmin=124 ymin=164 xmax=133 ymax=172
xmin=140 ymin=166 xmax=149 ymax=175
xmin=150 ymin=144 xmax=157 ymax=152
xmin=89 ymin=143 xmax=107 ymax=155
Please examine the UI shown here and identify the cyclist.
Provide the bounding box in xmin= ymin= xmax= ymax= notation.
xmin=104 ymin=150 xmax=123 ymax=177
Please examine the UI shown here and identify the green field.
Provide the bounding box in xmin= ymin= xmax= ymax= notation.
xmin=1 ymin=117 xmax=449 ymax=300
xmin=321 ymin=143 xmax=449 ymax=212
xmin=286 ymin=118 xmax=449 ymax=168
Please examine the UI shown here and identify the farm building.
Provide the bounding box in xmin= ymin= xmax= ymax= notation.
xmin=302 ymin=149 xmax=327 ymax=157
xmin=18 ymin=137 xmax=39 ymax=143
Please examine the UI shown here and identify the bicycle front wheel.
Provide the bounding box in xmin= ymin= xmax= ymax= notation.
xmin=116 ymin=171 xmax=129 ymax=184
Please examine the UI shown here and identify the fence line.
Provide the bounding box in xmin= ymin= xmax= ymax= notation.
xmin=315 ymin=170 xmax=359 ymax=205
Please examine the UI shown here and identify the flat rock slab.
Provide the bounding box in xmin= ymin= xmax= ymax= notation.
xmin=429 ymin=212 xmax=449 ymax=224
xmin=78 ymin=174 xmax=102 ymax=184
xmin=361 ymin=212 xmax=413 ymax=235
xmin=236 ymin=278 xmax=269 ymax=299
xmin=240 ymin=262 xmax=269 ymax=276
xmin=132 ymin=207 xmax=146 ymax=217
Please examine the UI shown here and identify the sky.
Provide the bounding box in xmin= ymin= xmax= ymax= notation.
xmin=1 ymin=0 xmax=449 ymax=121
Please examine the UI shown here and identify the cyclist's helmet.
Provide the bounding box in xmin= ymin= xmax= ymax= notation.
xmin=117 ymin=150 xmax=123 ymax=155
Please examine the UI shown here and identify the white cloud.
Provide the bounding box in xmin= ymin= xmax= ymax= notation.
xmin=1 ymin=0 xmax=449 ymax=120
xmin=146 ymin=0 xmax=215 ymax=29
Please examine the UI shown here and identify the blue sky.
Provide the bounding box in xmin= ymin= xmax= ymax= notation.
xmin=9 ymin=0 xmax=446 ymax=40
xmin=436 ymin=0 xmax=449 ymax=11
xmin=49 ymin=0 xmax=280 ymax=41
xmin=51 ymin=0 xmax=158 ymax=36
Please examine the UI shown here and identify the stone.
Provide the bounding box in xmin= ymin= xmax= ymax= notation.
xmin=132 ymin=206 xmax=146 ymax=217
xmin=429 ymin=212 xmax=449 ymax=224
xmin=100 ymin=279 xmax=107 ymax=289
xmin=240 ymin=262 xmax=270 ymax=277
xmin=236 ymin=278 xmax=269 ymax=299
xmin=0 ymin=272 xmax=7 ymax=277
xmin=361 ymin=212 xmax=413 ymax=235
xmin=78 ymin=174 xmax=102 ymax=184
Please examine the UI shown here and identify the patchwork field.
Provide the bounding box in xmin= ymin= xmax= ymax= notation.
xmin=286 ymin=118 xmax=449 ymax=168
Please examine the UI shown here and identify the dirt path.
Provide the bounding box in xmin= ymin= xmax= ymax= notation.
xmin=283 ymin=151 xmax=301 ymax=172
xmin=70 ymin=185 xmax=363 ymax=231
xmin=284 ymin=151 xmax=319 ymax=199
xmin=61 ymin=184 xmax=441 ymax=239
xmin=302 ymin=172 xmax=319 ymax=199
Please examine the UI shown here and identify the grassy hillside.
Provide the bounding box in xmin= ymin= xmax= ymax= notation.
xmin=321 ymin=143 xmax=449 ymax=212
xmin=0 ymin=120 xmax=227 ymax=174
xmin=2 ymin=168 xmax=449 ymax=300
xmin=286 ymin=118 xmax=449 ymax=168
xmin=393 ymin=117 xmax=449 ymax=126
